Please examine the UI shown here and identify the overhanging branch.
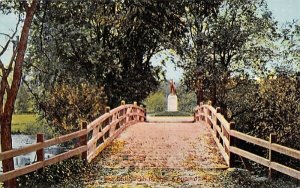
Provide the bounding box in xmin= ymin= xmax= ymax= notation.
xmin=0 ymin=13 xmax=21 ymax=57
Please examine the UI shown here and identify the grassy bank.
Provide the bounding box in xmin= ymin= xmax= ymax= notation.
xmin=150 ymin=111 xmax=192 ymax=117
xmin=11 ymin=114 xmax=54 ymax=136
xmin=12 ymin=114 xmax=38 ymax=133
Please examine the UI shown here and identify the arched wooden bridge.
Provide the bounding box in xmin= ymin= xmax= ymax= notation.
xmin=0 ymin=102 xmax=299 ymax=186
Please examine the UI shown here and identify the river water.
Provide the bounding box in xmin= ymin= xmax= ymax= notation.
xmin=1 ymin=134 xmax=65 ymax=173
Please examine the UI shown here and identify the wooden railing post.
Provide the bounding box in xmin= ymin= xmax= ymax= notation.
xmin=105 ymin=106 xmax=111 ymax=139
xmin=214 ymin=107 xmax=221 ymax=133
xmin=140 ymin=105 xmax=144 ymax=121
xmin=229 ymin=122 xmax=236 ymax=167
xmin=133 ymin=102 xmax=137 ymax=120
xmin=207 ymin=100 xmax=212 ymax=106
xmin=105 ymin=106 xmax=110 ymax=113
xmin=144 ymin=106 xmax=147 ymax=122
xmin=126 ymin=104 xmax=131 ymax=123
xmin=36 ymin=133 xmax=44 ymax=162
xmin=268 ymin=133 xmax=277 ymax=179
xmin=207 ymin=101 xmax=212 ymax=126
xmin=120 ymin=100 xmax=126 ymax=125
xmin=80 ymin=122 xmax=88 ymax=162
xmin=121 ymin=100 xmax=126 ymax=105
xmin=204 ymin=107 xmax=208 ymax=124
xmin=199 ymin=102 xmax=204 ymax=121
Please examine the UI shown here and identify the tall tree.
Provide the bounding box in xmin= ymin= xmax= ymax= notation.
xmin=14 ymin=83 xmax=33 ymax=114
xmin=144 ymin=91 xmax=165 ymax=113
xmin=0 ymin=0 xmax=39 ymax=187
xmin=25 ymin=0 xmax=223 ymax=131
xmin=176 ymin=83 xmax=197 ymax=113
xmin=180 ymin=0 xmax=278 ymax=114
xmin=279 ymin=21 xmax=300 ymax=72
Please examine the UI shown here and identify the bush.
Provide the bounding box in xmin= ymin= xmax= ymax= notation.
xmin=227 ymin=75 xmax=300 ymax=175
xmin=17 ymin=158 xmax=87 ymax=188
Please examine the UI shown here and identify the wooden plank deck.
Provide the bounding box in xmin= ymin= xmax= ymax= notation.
xmin=94 ymin=119 xmax=227 ymax=170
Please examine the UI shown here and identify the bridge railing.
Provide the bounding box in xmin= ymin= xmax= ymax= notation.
xmin=195 ymin=103 xmax=300 ymax=180
xmin=86 ymin=102 xmax=145 ymax=162
xmin=0 ymin=102 xmax=145 ymax=182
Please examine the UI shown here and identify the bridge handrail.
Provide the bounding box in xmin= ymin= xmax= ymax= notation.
xmin=86 ymin=104 xmax=145 ymax=162
xmin=0 ymin=103 xmax=145 ymax=182
xmin=195 ymin=104 xmax=300 ymax=180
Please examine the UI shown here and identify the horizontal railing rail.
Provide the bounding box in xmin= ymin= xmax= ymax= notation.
xmin=0 ymin=102 xmax=145 ymax=182
xmin=86 ymin=103 xmax=145 ymax=162
xmin=195 ymin=103 xmax=300 ymax=180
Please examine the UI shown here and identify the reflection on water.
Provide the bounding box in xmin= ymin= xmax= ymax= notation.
xmin=1 ymin=134 xmax=65 ymax=173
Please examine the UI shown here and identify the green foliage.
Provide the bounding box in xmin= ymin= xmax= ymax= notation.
xmin=279 ymin=21 xmax=300 ymax=71
xmin=144 ymin=91 xmax=165 ymax=113
xmin=222 ymin=168 xmax=299 ymax=188
xmin=14 ymin=84 xmax=34 ymax=114
xmin=11 ymin=114 xmax=37 ymax=133
xmin=181 ymin=0 xmax=278 ymax=108
xmin=144 ymin=81 xmax=197 ymax=113
xmin=37 ymin=82 xmax=107 ymax=134
xmin=227 ymin=74 xmax=300 ymax=173
xmin=16 ymin=158 xmax=87 ymax=188
xmin=178 ymin=0 xmax=299 ymax=175
xmin=24 ymin=1 xmax=223 ymax=125
xmin=233 ymin=75 xmax=300 ymax=150
xmin=177 ymin=84 xmax=197 ymax=113
xmin=12 ymin=114 xmax=37 ymax=125
xmin=11 ymin=114 xmax=55 ymax=136
xmin=26 ymin=0 xmax=200 ymax=108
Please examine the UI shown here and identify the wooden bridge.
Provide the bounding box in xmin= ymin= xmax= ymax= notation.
xmin=0 ymin=102 xmax=299 ymax=186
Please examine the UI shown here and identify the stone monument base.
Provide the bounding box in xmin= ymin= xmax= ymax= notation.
xmin=167 ymin=94 xmax=178 ymax=112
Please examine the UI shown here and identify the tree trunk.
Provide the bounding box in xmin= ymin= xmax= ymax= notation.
xmin=0 ymin=113 xmax=14 ymax=187
xmin=0 ymin=1 xmax=38 ymax=187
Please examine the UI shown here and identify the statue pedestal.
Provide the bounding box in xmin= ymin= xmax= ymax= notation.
xmin=167 ymin=94 xmax=178 ymax=112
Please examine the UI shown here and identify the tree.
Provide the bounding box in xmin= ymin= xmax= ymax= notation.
xmin=279 ymin=21 xmax=300 ymax=72
xmin=227 ymin=74 xmax=300 ymax=172
xmin=180 ymin=0 xmax=278 ymax=115
xmin=14 ymin=83 xmax=33 ymax=114
xmin=24 ymin=0 xmax=223 ymax=131
xmin=37 ymin=82 xmax=107 ymax=134
xmin=144 ymin=91 xmax=165 ymax=113
xmin=143 ymin=81 xmax=197 ymax=113
xmin=0 ymin=0 xmax=39 ymax=187
xmin=176 ymin=83 xmax=197 ymax=113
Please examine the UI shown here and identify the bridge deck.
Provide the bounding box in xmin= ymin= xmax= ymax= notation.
xmin=81 ymin=119 xmax=228 ymax=187
xmin=101 ymin=121 xmax=227 ymax=169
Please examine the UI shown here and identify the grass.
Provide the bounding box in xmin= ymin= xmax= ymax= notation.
xmin=11 ymin=114 xmax=38 ymax=133
xmin=11 ymin=114 xmax=55 ymax=136
xmin=151 ymin=111 xmax=192 ymax=117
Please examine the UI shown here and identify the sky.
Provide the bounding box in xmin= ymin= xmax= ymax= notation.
xmin=0 ymin=13 xmax=20 ymax=63
xmin=1 ymin=1 xmax=300 ymax=82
